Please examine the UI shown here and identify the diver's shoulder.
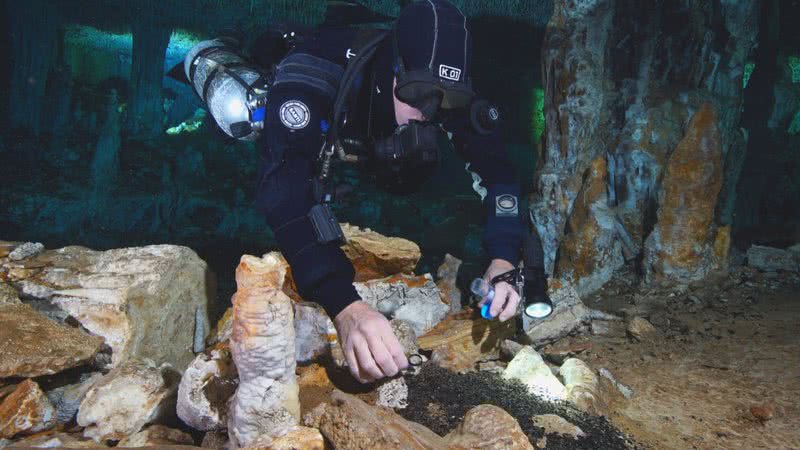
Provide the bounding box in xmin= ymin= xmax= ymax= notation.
xmin=289 ymin=27 xmax=360 ymax=67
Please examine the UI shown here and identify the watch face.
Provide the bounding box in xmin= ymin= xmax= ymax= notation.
xmin=495 ymin=194 xmax=519 ymax=217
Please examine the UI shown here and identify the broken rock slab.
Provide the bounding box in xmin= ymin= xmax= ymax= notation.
xmin=418 ymin=310 xmax=516 ymax=373
xmin=747 ymin=245 xmax=799 ymax=273
xmin=227 ymin=253 xmax=299 ymax=449
xmin=523 ymin=283 xmax=591 ymax=346
xmin=445 ymin=404 xmax=534 ymax=450
xmin=177 ymin=347 xmax=237 ymax=431
xmin=0 ymin=302 xmax=104 ymax=378
xmin=77 ymin=358 xmax=180 ymax=442
xmin=5 ymin=244 xmax=212 ymax=371
xmin=560 ymin=358 xmax=607 ymax=416
xmin=304 ymin=390 xmax=447 ymax=450
xmin=341 ymin=223 xmax=422 ymax=281
xmin=0 ymin=379 xmax=56 ymax=439
xmin=502 ymin=346 xmax=566 ymax=401
xmin=356 ymin=273 xmax=448 ymax=336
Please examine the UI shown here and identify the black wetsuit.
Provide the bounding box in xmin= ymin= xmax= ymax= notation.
xmin=254 ymin=27 xmax=524 ymax=319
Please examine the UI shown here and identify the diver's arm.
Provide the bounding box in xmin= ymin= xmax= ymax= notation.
xmin=255 ymin=87 xmax=360 ymax=319
xmin=442 ymin=109 xmax=524 ymax=266
xmin=255 ymin=83 xmax=407 ymax=381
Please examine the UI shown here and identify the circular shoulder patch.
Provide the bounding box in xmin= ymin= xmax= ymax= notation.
xmin=279 ymin=100 xmax=310 ymax=130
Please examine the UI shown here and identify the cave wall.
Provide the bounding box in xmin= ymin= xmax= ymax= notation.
xmin=533 ymin=0 xmax=760 ymax=295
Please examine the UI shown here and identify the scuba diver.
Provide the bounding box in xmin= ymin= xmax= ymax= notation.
xmin=179 ymin=0 xmax=551 ymax=383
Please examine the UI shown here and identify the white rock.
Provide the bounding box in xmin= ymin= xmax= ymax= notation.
xmin=747 ymin=245 xmax=799 ymax=272
xmin=356 ymin=274 xmax=448 ymax=336
xmin=77 ymin=358 xmax=180 ymax=442
xmin=376 ymin=378 xmax=408 ymax=410
xmin=560 ymin=358 xmax=606 ymax=415
xmin=293 ymin=302 xmax=336 ymax=364
xmin=8 ymin=242 xmax=44 ymax=261
xmin=177 ymin=349 xmax=237 ymax=431
xmin=523 ymin=284 xmax=590 ymax=345
xmin=11 ymin=244 xmax=212 ymax=371
xmin=502 ymin=347 xmax=566 ymax=400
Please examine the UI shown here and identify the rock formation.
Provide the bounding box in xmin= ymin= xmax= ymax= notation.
xmin=226 ymin=253 xmax=299 ymax=449
xmin=0 ymin=380 xmax=56 ymax=439
xmin=177 ymin=348 xmax=237 ymax=431
xmin=445 ymin=404 xmax=534 ymax=450
xmin=1 ymin=243 xmax=212 ymax=371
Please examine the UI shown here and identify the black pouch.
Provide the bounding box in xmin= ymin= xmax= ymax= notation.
xmin=308 ymin=204 xmax=345 ymax=245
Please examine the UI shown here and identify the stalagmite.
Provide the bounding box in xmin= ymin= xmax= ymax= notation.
xmin=227 ymin=253 xmax=299 ymax=448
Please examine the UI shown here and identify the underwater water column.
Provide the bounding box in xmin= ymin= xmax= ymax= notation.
xmin=127 ymin=8 xmax=171 ymax=139
xmin=5 ymin=0 xmax=60 ymax=135
xmin=88 ymin=90 xmax=121 ymax=226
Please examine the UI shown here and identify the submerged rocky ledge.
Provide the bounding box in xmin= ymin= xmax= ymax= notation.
xmin=1 ymin=228 xmax=798 ymax=449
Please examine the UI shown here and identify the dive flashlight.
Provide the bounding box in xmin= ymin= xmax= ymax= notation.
xmin=470 ymin=269 xmax=553 ymax=321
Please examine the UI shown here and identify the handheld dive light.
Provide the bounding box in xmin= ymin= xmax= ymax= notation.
xmin=470 ymin=268 xmax=553 ymax=321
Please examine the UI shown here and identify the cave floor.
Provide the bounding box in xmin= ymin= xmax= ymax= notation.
xmin=582 ymin=270 xmax=800 ymax=450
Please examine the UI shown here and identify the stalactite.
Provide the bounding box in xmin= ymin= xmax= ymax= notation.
xmin=6 ymin=0 xmax=60 ymax=135
xmin=126 ymin=3 xmax=171 ymax=139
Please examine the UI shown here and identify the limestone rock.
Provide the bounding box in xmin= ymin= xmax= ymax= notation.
xmin=6 ymin=431 xmax=100 ymax=448
xmin=116 ymin=424 xmax=194 ymax=447
xmin=293 ymin=302 xmax=336 ymax=364
xmin=377 ymin=377 xmax=409 ymax=410
xmin=200 ymin=430 xmax=228 ymax=449
xmin=644 ymin=104 xmax=724 ymax=282
xmin=626 ymin=317 xmax=658 ymax=341
xmin=555 ymin=156 xmax=624 ymax=297
xmin=0 ymin=380 xmax=56 ymax=439
xmin=227 ymin=253 xmax=299 ymax=449
xmin=418 ymin=311 xmax=516 ymax=373
xmin=0 ymin=283 xmax=20 ymax=305
xmin=436 ymin=253 xmax=463 ymax=313
xmin=0 ymin=302 xmax=104 ymax=378
xmin=746 ymin=245 xmax=799 ymax=272
xmin=5 ymin=244 xmax=212 ymax=371
xmin=445 ymin=404 xmax=534 ymax=450
xmin=304 ymin=390 xmax=447 ymax=450
xmin=340 ymin=224 xmax=421 ymax=281
xmin=531 ymin=414 xmax=585 ymax=439
xmin=45 ymin=372 xmax=103 ymax=425
xmin=501 ymin=347 xmax=566 ymax=401
xmin=8 ymin=242 xmax=44 ymax=261
xmin=500 ymin=339 xmax=524 ymax=360
xmin=560 ymin=358 xmax=606 ymax=416
xmin=523 ymin=283 xmax=590 ymax=346
xmin=251 ymin=425 xmax=324 ymax=450
xmin=177 ymin=348 xmax=237 ymax=431
xmin=356 ymin=273 xmax=448 ymax=336
xmin=77 ymin=358 xmax=180 ymax=442
xmin=390 ymin=319 xmax=418 ymax=355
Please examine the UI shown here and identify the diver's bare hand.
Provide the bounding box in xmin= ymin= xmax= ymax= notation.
xmin=481 ymin=258 xmax=520 ymax=321
xmin=334 ymin=301 xmax=409 ymax=383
